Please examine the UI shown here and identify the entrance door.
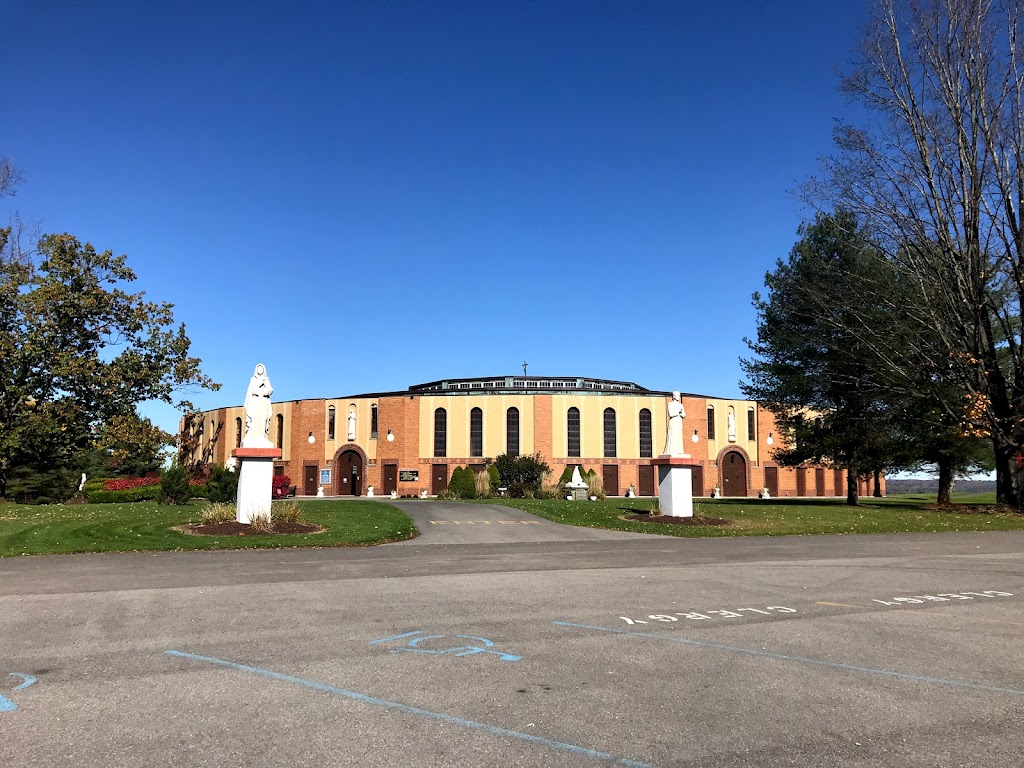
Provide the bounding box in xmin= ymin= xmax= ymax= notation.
xmin=815 ymin=468 xmax=826 ymax=496
xmin=721 ymin=452 xmax=747 ymax=496
xmin=602 ymin=465 xmax=619 ymax=496
xmin=383 ymin=464 xmax=398 ymax=496
xmin=303 ymin=465 xmax=318 ymax=496
xmin=764 ymin=466 xmax=779 ymax=497
xmin=833 ymin=469 xmax=844 ymax=497
xmin=638 ymin=465 xmax=654 ymax=496
xmin=337 ymin=451 xmax=363 ymax=496
xmin=691 ymin=465 xmax=704 ymax=497
xmin=431 ymin=464 xmax=449 ymax=496
xmin=797 ymin=467 xmax=807 ymax=496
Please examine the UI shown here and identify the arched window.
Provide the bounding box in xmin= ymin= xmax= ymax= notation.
xmin=567 ymin=407 xmax=581 ymax=458
xmin=328 ymin=406 xmax=336 ymax=441
xmin=747 ymin=408 xmax=756 ymax=441
xmin=470 ymin=407 xmax=483 ymax=457
xmin=276 ymin=414 xmax=284 ymax=450
xmin=434 ymin=408 xmax=447 ymax=457
xmin=507 ymin=407 xmax=520 ymax=456
xmin=639 ymin=408 xmax=652 ymax=458
xmin=235 ymin=417 xmax=242 ymax=448
xmin=371 ymin=404 xmax=378 ymax=439
xmin=603 ymin=408 xmax=617 ymax=458
xmin=707 ymin=406 xmax=715 ymax=440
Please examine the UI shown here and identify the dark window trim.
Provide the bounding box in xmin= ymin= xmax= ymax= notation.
xmin=567 ymin=407 xmax=581 ymax=458
xmin=434 ymin=408 xmax=447 ymax=458
xmin=470 ymin=407 xmax=483 ymax=457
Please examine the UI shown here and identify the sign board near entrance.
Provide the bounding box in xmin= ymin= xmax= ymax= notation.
xmin=320 ymin=469 xmax=331 ymax=485
xmin=400 ymin=470 xmax=419 ymax=482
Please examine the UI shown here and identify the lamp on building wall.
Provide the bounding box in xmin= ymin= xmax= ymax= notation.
xmin=386 ymin=428 xmax=395 ymax=442
xmin=766 ymin=432 xmax=774 ymax=446
xmin=308 ymin=431 xmax=315 ymax=444
xmin=691 ymin=429 xmax=699 ymax=443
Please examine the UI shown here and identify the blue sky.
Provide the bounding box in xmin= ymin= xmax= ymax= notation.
xmin=4 ymin=1 xmax=869 ymax=435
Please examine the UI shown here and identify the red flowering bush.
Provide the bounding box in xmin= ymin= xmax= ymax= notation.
xmin=272 ymin=474 xmax=293 ymax=499
xmin=102 ymin=476 xmax=161 ymax=491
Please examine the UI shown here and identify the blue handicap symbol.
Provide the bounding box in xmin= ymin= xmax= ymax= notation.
xmin=369 ymin=631 xmax=521 ymax=662
xmin=0 ymin=673 xmax=38 ymax=713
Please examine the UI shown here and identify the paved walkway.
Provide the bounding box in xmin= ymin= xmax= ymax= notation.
xmin=384 ymin=500 xmax=662 ymax=544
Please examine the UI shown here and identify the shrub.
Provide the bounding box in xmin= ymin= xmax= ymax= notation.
xmin=206 ymin=464 xmax=238 ymax=503
xmin=102 ymin=476 xmax=161 ymax=491
xmin=448 ymin=467 xmax=476 ymax=499
xmin=586 ymin=471 xmax=606 ymax=500
xmin=248 ymin=512 xmax=274 ymax=534
xmin=494 ymin=453 xmax=551 ymax=498
xmin=160 ymin=463 xmax=192 ymax=505
xmin=487 ymin=464 xmax=501 ymax=492
xmin=474 ymin=468 xmax=491 ymax=497
xmin=272 ymin=474 xmax=293 ymax=499
xmin=86 ymin=485 xmax=162 ymax=504
xmin=272 ymin=501 xmax=302 ymax=524
xmin=558 ymin=465 xmax=575 ymax=485
xmin=537 ymin=470 xmax=561 ymax=499
xmin=200 ymin=503 xmax=236 ymax=524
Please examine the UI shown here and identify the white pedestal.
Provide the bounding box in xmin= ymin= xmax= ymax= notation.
xmin=232 ymin=448 xmax=282 ymax=524
xmin=654 ymin=459 xmax=696 ymax=518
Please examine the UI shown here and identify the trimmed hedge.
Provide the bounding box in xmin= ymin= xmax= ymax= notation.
xmin=86 ymin=485 xmax=162 ymax=504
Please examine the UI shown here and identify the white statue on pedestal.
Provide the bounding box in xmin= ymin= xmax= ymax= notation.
xmin=727 ymin=409 xmax=737 ymax=442
xmin=347 ymin=408 xmax=356 ymax=441
xmin=242 ymin=364 xmax=274 ymax=448
xmin=662 ymin=391 xmax=687 ymax=457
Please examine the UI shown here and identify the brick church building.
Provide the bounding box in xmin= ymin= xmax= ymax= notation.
xmin=183 ymin=375 xmax=879 ymax=498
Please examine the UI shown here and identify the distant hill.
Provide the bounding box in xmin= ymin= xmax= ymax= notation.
xmin=885 ymin=479 xmax=996 ymax=495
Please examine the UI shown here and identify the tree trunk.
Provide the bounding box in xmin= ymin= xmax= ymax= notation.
xmin=873 ymin=469 xmax=883 ymax=497
xmin=846 ymin=464 xmax=859 ymax=506
xmin=936 ymin=457 xmax=954 ymax=505
xmin=994 ymin=440 xmax=1021 ymax=508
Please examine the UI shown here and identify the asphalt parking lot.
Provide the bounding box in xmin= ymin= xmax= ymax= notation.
xmin=1 ymin=509 xmax=1022 ymax=767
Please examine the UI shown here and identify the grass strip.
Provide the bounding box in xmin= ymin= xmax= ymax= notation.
xmin=475 ymin=493 xmax=1024 ymax=537
xmin=0 ymin=499 xmax=417 ymax=557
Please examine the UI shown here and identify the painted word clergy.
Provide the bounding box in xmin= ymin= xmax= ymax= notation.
xmin=656 ymin=391 xmax=696 ymax=517
xmin=233 ymin=363 xmax=282 ymax=524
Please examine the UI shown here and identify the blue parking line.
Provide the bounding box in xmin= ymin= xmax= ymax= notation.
xmin=553 ymin=621 xmax=1024 ymax=698
xmin=165 ymin=650 xmax=653 ymax=767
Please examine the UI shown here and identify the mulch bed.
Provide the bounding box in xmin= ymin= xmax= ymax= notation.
xmin=930 ymin=503 xmax=1018 ymax=515
xmin=625 ymin=513 xmax=732 ymax=526
xmin=180 ymin=521 xmax=324 ymax=536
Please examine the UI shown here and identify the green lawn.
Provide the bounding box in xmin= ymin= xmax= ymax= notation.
xmin=0 ymin=499 xmax=417 ymax=557
xmin=477 ymin=492 xmax=1024 ymax=538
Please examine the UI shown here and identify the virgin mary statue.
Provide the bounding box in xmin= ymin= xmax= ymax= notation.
xmin=242 ymin=364 xmax=274 ymax=447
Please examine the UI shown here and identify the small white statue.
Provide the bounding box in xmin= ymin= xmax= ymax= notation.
xmin=761 ymin=487 xmax=770 ymax=499
xmin=662 ymin=391 xmax=687 ymax=457
xmin=390 ymin=489 xmax=398 ymax=499
xmin=727 ymin=410 xmax=737 ymax=442
xmin=242 ymin=364 xmax=274 ymax=448
xmin=420 ymin=489 xmax=428 ymax=498
xmin=225 ymin=456 xmax=237 ymax=473
xmin=367 ymin=485 xmax=374 ymax=497
xmin=347 ymin=409 xmax=356 ymax=441
xmin=316 ymin=485 xmax=325 ymax=497
xmin=78 ymin=472 xmax=87 ymax=491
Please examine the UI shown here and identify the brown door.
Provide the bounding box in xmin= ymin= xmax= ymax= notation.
xmin=815 ymin=468 xmax=826 ymax=496
xmin=602 ymin=465 xmax=619 ymax=496
xmin=764 ymin=466 xmax=778 ymax=497
xmin=638 ymin=465 xmax=654 ymax=496
xmin=337 ymin=451 xmax=362 ymax=496
xmin=303 ymin=465 xmax=318 ymax=496
xmin=383 ymin=464 xmax=398 ymax=496
xmin=431 ymin=464 xmax=449 ymax=495
xmin=797 ymin=467 xmax=807 ymax=496
xmin=691 ymin=464 xmax=704 ymax=497
xmin=722 ymin=451 xmax=747 ymax=496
